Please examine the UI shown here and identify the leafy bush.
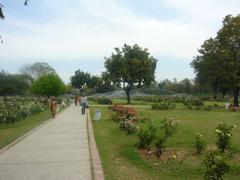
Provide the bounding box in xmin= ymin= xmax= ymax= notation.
xmin=108 ymin=104 xmax=138 ymax=134
xmin=90 ymin=97 xmax=112 ymax=105
xmin=0 ymin=97 xmax=47 ymax=124
xmin=160 ymin=118 xmax=178 ymax=138
xmin=195 ymin=133 xmax=207 ymax=154
xmin=137 ymin=122 xmax=157 ymax=150
xmin=98 ymin=97 xmax=112 ymax=105
xmin=151 ymin=100 xmax=176 ymax=110
xmin=204 ymin=153 xmax=230 ymax=180
xmin=155 ymin=136 xmax=166 ymax=158
xmin=183 ymin=97 xmax=204 ymax=106
xmin=215 ymin=124 xmax=235 ymax=152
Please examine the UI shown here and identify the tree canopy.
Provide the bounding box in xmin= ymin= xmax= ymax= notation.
xmin=0 ymin=70 xmax=31 ymax=96
xmin=31 ymin=74 xmax=66 ymax=97
xmin=191 ymin=15 xmax=240 ymax=106
xmin=104 ymin=44 xmax=157 ymax=103
xmin=20 ymin=62 xmax=56 ymax=80
xmin=70 ymin=70 xmax=91 ymax=92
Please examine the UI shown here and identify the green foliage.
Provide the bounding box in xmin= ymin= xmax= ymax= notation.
xmin=204 ymin=153 xmax=230 ymax=180
xmin=0 ymin=70 xmax=31 ymax=96
xmin=20 ymin=62 xmax=56 ymax=80
xmin=108 ymin=105 xmax=138 ymax=134
xmin=137 ymin=122 xmax=157 ymax=150
xmin=155 ymin=135 xmax=166 ymax=158
xmin=183 ymin=97 xmax=204 ymax=106
xmin=31 ymin=74 xmax=66 ymax=96
xmin=215 ymin=124 xmax=234 ymax=152
xmin=89 ymin=97 xmax=112 ymax=105
xmin=158 ymin=78 xmax=196 ymax=94
xmin=195 ymin=133 xmax=207 ymax=154
xmin=191 ymin=15 xmax=240 ymax=106
xmin=137 ymin=117 xmax=179 ymax=158
xmin=160 ymin=118 xmax=178 ymax=139
xmin=151 ymin=100 xmax=176 ymax=110
xmin=70 ymin=70 xmax=91 ymax=91
xmin=0 ymin=100 xmax=46 ymax=124
xmin=104 ymin=44 xmax=157 ymax=103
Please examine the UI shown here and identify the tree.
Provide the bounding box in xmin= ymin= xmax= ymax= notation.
xmin=191 ymin=38 xmax=225 ymax=99
xmin=70 ymin=70 xmax=91 ymax=93
xmin=191 ymin=15 xmax=240 ymax=106
xmin=20 ymin=62 xmax=56 ymax=80
xmin=31 ymin=74 xmax=66 ymax=97
xmin=104 ymin=44 xmax=157 ymax=104
xmin=0 ymin=70 xmax=31 ymax=96
xmin=217 ymin=15 xmax=240 ymax=106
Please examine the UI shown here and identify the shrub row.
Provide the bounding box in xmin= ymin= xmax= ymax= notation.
xmin=89 ymin=97 xmax=113 ymax=105
xmin=0 ymin=101 xmax=46 ymax=124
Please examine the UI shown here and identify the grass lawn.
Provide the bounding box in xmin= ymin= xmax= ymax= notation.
xmin=0 ymin=110 xmax=52 ymax=149
xmin=90 ymin=105 xmax=240 ymax=180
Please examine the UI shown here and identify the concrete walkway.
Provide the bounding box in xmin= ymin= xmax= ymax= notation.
xmin=0 ymin=105 xmax=92 ymax=180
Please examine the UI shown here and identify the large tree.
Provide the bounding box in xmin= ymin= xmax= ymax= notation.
xmin=104 ymin=44 xmax=157 ymax=104
xmin=217 ymin=15 xmax=240 ymax=106
xmin=20 ymin=62 xmax=56 ymax=80
xmin=191 ymin=15 xmax=240 ymax=106
xmin=31 ymin=74 xmax=66 ymax=97
xmin=0 ymin=70 xmax=31 ymax=96
xmin=70 ymin=70 xmax=91 ymax=93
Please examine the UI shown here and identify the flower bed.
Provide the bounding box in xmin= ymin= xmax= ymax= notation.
xmin=108 ymin=104 xmax=138 ymax=134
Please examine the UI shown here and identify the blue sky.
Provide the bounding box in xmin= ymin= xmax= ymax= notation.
xmin=0 ymin=0 xmax=239 ymax=83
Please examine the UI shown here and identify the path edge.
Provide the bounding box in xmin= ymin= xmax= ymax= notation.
xmin=0 ymin=107 xmax=67 ymax=155
xmin=87 ymin=109 xmax=105 ymax=180
xmin=0 ymin=116 xmax=52 ymax=155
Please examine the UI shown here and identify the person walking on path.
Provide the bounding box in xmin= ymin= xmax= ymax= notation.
xmin=74 ymin=95 xmax=78 ymax=106
xmin=50 ymin=96 xmax=58 ymax=118
xmin=81 ymin=96 xmax=88 ymax=115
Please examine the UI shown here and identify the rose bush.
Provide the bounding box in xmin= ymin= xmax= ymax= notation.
xmin=108 ymin=104 xmax=138 ymax=134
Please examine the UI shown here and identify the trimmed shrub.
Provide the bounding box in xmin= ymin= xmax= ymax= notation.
xmin=195 ymin=133 xmax=207 ymax=154
xmin=151 ymin=100 xmax=176 ymax=110
xmin=204 ymin=153 xmax=230 ymax=180
xmin=137 ymin=122 xmax=156 ymax=150
xmin=215 ymin=124 xmax=235 ymax=152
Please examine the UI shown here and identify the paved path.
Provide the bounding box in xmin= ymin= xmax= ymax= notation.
xmin=0 ymin=105 xmax=92 ymax=180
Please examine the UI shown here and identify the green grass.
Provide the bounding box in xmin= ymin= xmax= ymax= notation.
xmin=0 ymin=110 xmax=52 ymax=149
xmin=90 ymin=105 xmax=240 ymax=180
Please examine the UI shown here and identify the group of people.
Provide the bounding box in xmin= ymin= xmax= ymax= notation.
xmin=74 ymin=95 xmax=88 ymax=115
xmin=49 ymin=95 xmax=88 ymax=119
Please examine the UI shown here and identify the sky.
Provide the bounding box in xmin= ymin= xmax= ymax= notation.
xmin=0 ymin=0 xmax=239 ymax=83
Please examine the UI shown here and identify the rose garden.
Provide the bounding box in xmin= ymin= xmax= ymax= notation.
xmin=0 ymin=13 xmax=240 ymax=180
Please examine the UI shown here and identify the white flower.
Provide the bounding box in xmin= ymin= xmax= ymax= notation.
xmin=172 ymin=155 xmax=177 ymax=159
xmin=226 ymin=133 xmax=231 ymax=137
xmin=215 ymin=129 xmax=221 ymax=133
xmin=233 ymin=125 xmax=237 ymax=128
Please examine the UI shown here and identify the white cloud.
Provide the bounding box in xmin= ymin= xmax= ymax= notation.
xmin=0 ymin=0 xmax=239 ymax=81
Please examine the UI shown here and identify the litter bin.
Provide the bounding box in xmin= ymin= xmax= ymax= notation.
xmin=94 ymin=110 xmax=101 ymax=121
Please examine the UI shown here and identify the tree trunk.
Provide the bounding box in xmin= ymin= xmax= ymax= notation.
xmin=222 ymin=91 xmax=226 ymax=98
xmin=125 ymin=90 xmax=131 ymax=104
xmin=233 ymin=87 xmax=239 ymax=107
xmin=213 ymin=88 xmax=217 ymax=100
